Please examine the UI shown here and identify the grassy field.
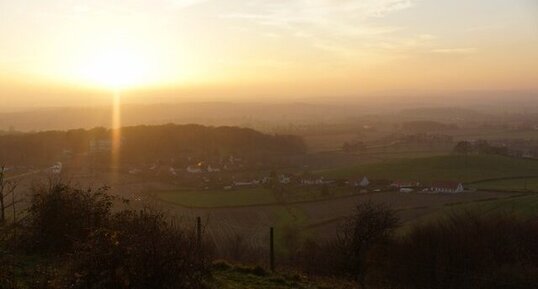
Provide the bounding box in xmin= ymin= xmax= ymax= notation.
xmin=153 ymin=186 xmax=359 ymax=208
xmin=319 ymin=154 xmax=538 ymax=184
xmin=155 ymin=188 xmax=276 ymax=207
xmin=211 ymin=262 xmax=352 ymax=289
xmin=404 ymin=193 xmax=538 ymax=230
xmin=470 ymin=177 xmax=538 ymax=192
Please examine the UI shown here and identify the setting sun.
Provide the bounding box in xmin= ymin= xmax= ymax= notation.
xmin=77 ymin=44 xmax=150 ymax=89
xmin=1 ymin=1 xmax=538 ymax=287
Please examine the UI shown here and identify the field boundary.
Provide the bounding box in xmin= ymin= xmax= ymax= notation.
xmin=466 ymin=175 xmax=538 ymax=185
xmin=150 ymin=190 xmax=372 ymax=210
xmin=302 ymin=193 xmax=532 ymax=230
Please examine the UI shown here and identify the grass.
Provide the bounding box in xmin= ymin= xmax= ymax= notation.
xmin=470 ymin=177 xmax=538 ymax=192
xmin=444 ymin=193 xmax=538 ymax=217
xmin=319 ymin=154 xmax=538 ymax=183
xmin=154 ymin=186 xmax=358 ymax=208
xmin=210 ymin=261 xmax=352 ymax=289
xmin=155 ymin=188 xmax=276 ymax=207
xmin=401 ymin=193 xmax=538 ymax=232
xmin=272 ymin=206 xmax=311 ymax=257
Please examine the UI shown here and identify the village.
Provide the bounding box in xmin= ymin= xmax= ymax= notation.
xmin=125 ymin=157 xmax=466 ymax=195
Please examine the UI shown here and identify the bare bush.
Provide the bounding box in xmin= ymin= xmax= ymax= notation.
xmin=337 ymin=201 xmax=399 ymax=288
xmin=219 ymin=233 xmax=264 ymax=264
xmin=65 ymin=209 xmax=209 ymax=289
xmin=385 ymin=211 xmax=538 ymax=289
xmin=21 ymin=183 xmax=113 ymax=254
xmin=295 ymin=201 xmax=398 ymax=288
xmin=0 ymin=248 xmax=18 ymax=289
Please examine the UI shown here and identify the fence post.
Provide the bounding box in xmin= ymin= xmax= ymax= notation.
xmin=196 ymin=216 xmax=202 ymax=250
xmin=270 ymin=227 xmax=275 ymax=272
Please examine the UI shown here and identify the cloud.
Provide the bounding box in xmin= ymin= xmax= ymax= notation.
xmin=169 ymin=0 xmax=209 ymax=9
xmin=431 ymin=48 xmax=477 ymax=55
xmin=222 ymin=0 xmax=417 ymax=57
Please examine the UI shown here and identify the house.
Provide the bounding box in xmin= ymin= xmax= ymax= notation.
xmin=430 ymin=181 xmax=464 ymax=193
xmin=207 ymin=165 xmax=221 ymax=173
xmin=169 ymin=167 xmax=177 ymax=176
xmin=300 ymin=175 xmax=325 ymax=185
xmin=352 ymin=176 xmax=370 ymax=188
xmin=233 ymin=179 xmax=260 ymax=187
xmin=129 ymin=168 xmax=142 ymax=175
xmin=186 ymin=165 xmax=203 ymax=174
xmin=279 ymin=174 xmax=292 ymax=184
xmin=391 ymin=180 xmax=420 ymax=189
xmin=51 ymin=162 xmax=62 ymax=174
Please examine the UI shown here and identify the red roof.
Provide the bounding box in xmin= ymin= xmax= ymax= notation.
xmin=431 ymin=181 xmax=462 ymax=190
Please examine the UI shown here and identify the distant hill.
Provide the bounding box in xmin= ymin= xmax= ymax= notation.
xmin=0 ymin=124 xmax=306 ymax=166
xmin=398 ymin=107 xmax=490 ymax=122
xmin=0 ymin=102 xmax=363 ymax=132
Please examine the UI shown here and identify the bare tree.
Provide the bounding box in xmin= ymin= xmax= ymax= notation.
xmin=0 ymin=165 xmax=7 ymax=223
xmin=0 ymin=165 xmax=18 ymax=225
xmin=337 ymin=201 xmax=399 ymax=289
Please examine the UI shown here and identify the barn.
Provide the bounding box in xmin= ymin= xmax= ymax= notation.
xmin=430 ymin=181 xmax=464 ymax=193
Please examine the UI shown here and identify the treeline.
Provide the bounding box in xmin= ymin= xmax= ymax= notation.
xmin=0 ymin=124 xmax=306 ymax=165
xmin=453 ymin=139 xmax=508 ymax=155
xmin=401 ymin=121 xmax=459 ymax=132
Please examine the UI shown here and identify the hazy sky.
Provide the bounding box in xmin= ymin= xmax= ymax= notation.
xmin=1 ymin=0 xmax=537 ymax=107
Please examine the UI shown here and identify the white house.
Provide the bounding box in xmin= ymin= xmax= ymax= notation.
xmin=169 ymin=167 xmax=177 ymax=176
xmin=391 ymin=180 xmax=421 ymax=189
xmin=279 ymin=175 xmax=291 ymax=184
xmin=207 ymin=165 xmax=221 ymax=173
xmin=353 ymin=176 xmax=370 ymax=188
xmin=300 ymin=176 xmax=325 ymax=185
xmin=51 ymin=162 xmax=62 ymax=174
xmin=186 ymin=165 xmax=203 ymax=174
xmin=430 ymin=181 xmax=464 ymax=193
xmin=233 ymin=179 xmax=260 ymax=187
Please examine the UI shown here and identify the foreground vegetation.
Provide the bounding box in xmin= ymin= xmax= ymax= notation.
xmin=1 ymin=182 xmax=537 ymax=289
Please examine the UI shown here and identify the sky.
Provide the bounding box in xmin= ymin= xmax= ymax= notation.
xmin=1 ymin=0 xmax=537 ymax=108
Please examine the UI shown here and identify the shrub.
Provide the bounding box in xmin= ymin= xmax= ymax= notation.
xmin=385 ymin=211 xmax=538 ymax=289
xmin=296 ymin=201 xmax=398 ymax=288
xmin=22 ymin=183 xmax=113 ymax=254
xmin=336 ymin=201 xmax=398 ymax=286
xmin=0 ymin=248 xmax=18 ymax=289
xmin=65 ymin=209 xmax=209 ymax=289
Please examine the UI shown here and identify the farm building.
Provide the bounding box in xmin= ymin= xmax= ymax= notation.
xmin=300 ymin=175 xmax=325 ymax=185
xmin=351 ymin=176 xmax=370 ymax=188
xmin=430 ymin=181 xmax=464 ymax=193
xmin=391 ymin=180 xmax=421 ymax=189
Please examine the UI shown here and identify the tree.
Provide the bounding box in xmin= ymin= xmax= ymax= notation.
xmin=0 ymin=165 xmax=18 ymax=225
xmin=337 ymin=201 xmax=399 ymax=289
xmin=453 ymin=141 xmax=473 ymax=154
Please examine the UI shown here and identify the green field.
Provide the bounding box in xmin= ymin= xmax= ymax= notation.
xmin=470 ymin=177 xmax=538 ymax=192
xmin=155 ymin=188 xmax=276 ymax=207
xmin=153 ymin=186 xmax=358 ymax=208
xmin=396 ymin=193 xmax=538 ymax=233
xmin=319 ymin=154 xmax=538 ymax=184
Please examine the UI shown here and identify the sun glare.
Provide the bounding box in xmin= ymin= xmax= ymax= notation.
xmin=78 ymin=45 xmax=149 ymax=89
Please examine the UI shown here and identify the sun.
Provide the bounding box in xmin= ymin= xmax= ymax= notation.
xmin=78 ymin=45 xmax=149 ymax=89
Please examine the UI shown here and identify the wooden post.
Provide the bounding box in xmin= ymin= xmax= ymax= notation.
xmin=270 ymin=227 xmax=275 ymax=272
xmin=196 ymin=216 xmax=202 ymax=250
